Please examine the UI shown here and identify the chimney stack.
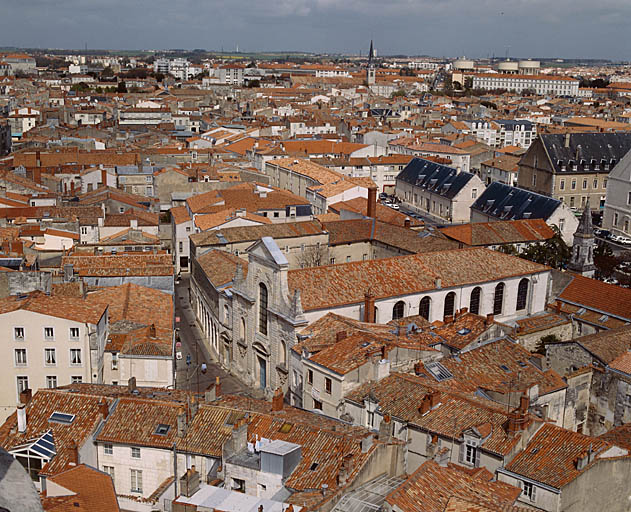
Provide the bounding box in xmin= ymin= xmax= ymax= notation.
xmin=68 ymin=442 xmax=79 ymax=465
xmin=419 ymin=395 xmax=431 ymax=415
xmin=363 ymin=289 xmax=375 ymax=323
xmin=564 ymin=132 xmax=571 ymax=148
xmin=336 ymin=331 xmax=347 ymax=342
xmin=367 ymin=186 xmax=377 ymax=219
xmin=99 ymin=398 xmax=109 ymax=420
xmin=127 ymin=376 xmax=137 ymax=393
xmin=485 ymin=314 xmax=494 ymax=326
xmin=19 ymin=388 xmax=32 ymax=406
xmin=272 ymin=388 xmax=284 ymax=412
xmin=177 ymin=406 xmax=187 ymax=437
xmin=215 ymin=376 xmax=221 ymax=397
xmin=404 ymin=217 xmax=411 ymax=228
xmin=17 ymin=404 xmax=27 ymax=433
xmin=149 ymin=324 xmax=156 ymax=338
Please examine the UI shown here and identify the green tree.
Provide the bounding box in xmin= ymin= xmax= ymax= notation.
xmin=519 ymin=226 xmax=571 ymax=269
xmin=117 ymin=80 xmax=127 ymax=93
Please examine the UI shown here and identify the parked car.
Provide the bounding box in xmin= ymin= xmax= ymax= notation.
xmin=379 ymin=193 xmax=388 ymax=200
xmin=595 ymin=229 xmax=610 ymax=239
xmin=389 ymin=203 xmax=400 ymax=210
xmin=611 ymin=234 xmax=631 ymax=245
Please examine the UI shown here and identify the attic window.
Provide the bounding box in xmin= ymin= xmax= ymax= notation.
xmin=154 ymin=424 xmax=170 ymax=435
xmin=49 ymin=412 xmax=75 ymax=425
xmin=279 ymin=422 xmax=293 ymax=434
xmin=457 ymin=328 xmax=471 ymax=336
xmin=499 ymin=365 xmax=511 ymax=373
xmin=310 ymin=462 xmax=319 ymax=471
xmin=577 ymin=307 xmax=586 ymax=315
xmin=598 ymin=314 xmax=609 ymax=322
xmin=518 ymin=361 xmax=528 ymax=368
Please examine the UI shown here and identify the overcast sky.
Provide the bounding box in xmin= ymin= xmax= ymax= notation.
xmin=2 ymin=0 xmax=630 ymax=60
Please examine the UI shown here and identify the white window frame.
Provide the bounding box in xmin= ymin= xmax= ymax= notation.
xmin=465 ymin=444 xmax=477 ymax=465
xmin=104 ymin=443 xmax=113 ymax=455
xmin=70 ymin=348 xmax=82 ymax=366
xmin=46 ymin=375 xmax=57 ymax=389
xmin=14 ymin=327 xmax=24 ymax=341
xmin=14 ymin=348 xmax=27 ymax=367
xmin=71 ymin=376 xmax=83 ymax=384
xmin=44 ymin=348 xmax=57 ymax=366
xmin=522 ymin=481 xmax=536 ymax=501
xmin=131 ymin=447 xmax=141 ymax=459
xmin=69 ymin=327 xmax=80 ymax=340
xmin=130 ymin=469 xmax=143 ymax=493
xmin=16 ymin=376 xmax=28 ymax=397
xmin=44 ymin=327 xmax=54 ymax=340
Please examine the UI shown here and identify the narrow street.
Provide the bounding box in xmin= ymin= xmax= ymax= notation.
xmin=173 ymin=274 xmax=255 ymax=397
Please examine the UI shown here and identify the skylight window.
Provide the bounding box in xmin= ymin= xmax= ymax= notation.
xmin=310 ymin=462 xmax=319 ymax=471
xmin=457 ymin=328 xmax=471 ymax=336
xmin=49 ymin=412 xmax=75 ymax=425
xmin=499 ymin=365 xmax=511 ymax=373
xmin=279 ymin=422 xmax=293 ymax=434
xmin=154 ymin=424 xmax=170 ymax=435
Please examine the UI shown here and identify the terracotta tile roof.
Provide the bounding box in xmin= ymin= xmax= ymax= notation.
xmin=551 ymin=301 xmax=627 ymax=331
xmin=439 ymin=219 xmax=554 ymax=247
xmin=0 ymin=389 xmax=112 ymax=476
xmin=0 ymin=291 xmax=107 ymax=324
xmin=195 ymin=250 xmax=248 ymax=289
xmin=96 ymin=398 xmax=182 ymax=449
xmin=599 ymin=423 xmax=631 ymax=451
xmin=568 ymin=326 xmax=631 ymax=365
xmin=346 ymin=373 xmax=529 ymax=456
xmin=557 ymin=274 xmax=631 ymax=321
xmin=513 ymin=312 xmax=569 ymax=335
xmin=87 ymin=283 xmax=172 ymax=330
xmin=609 ymin=351 xmax=631 ymax=375
xmin=329 ymin=197 xmax=424 ymax=228
xmin=288 ymin=248 xmax=548 ymax=312
xmin=61 ymin=254 xmax=173 ymax=277
xmin=170 ymin=206 xmax=192 ymax=225
xmin=194 ymin=208 xmax=271 ymax=231
xmin=190 ymin=220 xmax=324 ymax=247
xmin=0 ymin=206 xmax=102 ymax=223
xmin=430 ymin=338 xmax=567 ymax=396
xmin=504 ymin=423 xmax=622 ymax=489
xmin=41 ymin=464 xmax=120 ymax=512
xmin=384 ymin=460 xmax=521 ymax=512
xmin=104 ymin=211 xmax=159 ymax=227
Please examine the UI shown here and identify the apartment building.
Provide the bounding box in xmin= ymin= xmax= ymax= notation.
xmin=472 ymin=74 xmax=579 ymax=96
xmin=518 ymin=132 xmax=631 ymax=211
xmin=0 ymin=293 xmax=108 ymax=422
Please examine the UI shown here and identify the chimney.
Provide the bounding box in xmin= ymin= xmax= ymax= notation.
xmin=336 ymin=331 xmax=347 ymax=342
xmin=272 ymin=387 xmax=284 ymax=412
xmin=485 ymin=314 xmax=494 ymax=326
xmin=367 ymin=186 xmax=377 ymax=219
xmin=519 ymin=394 xmax=529 ymax=414
xmin=17 ymin=404 xmax=27 ymax=433
xmin=564 ymin=132 xmax=571 ymax=148
xmin=444 ymin=315 xmax=454 ymax=324
xmin=149 ymin=324 xmax=156 ymax=338
xmin=99 ymin=398 xmax=109 ymax=420
xmin=130 ymin=218 xmax=138 ymax=229
xmin=177 ymin=406 xmax=187 ymax=437
xmin=100 ymin=168 xmax=107 ymax=186
xmin=429 ymin=391 xmax=439 ymax=408
xmin=35 ymin=151 xmax=41 ymax=168
xmin=555 ymin=301 xmax=562 ymax=314
xmin=179 ymin=465 xmax=200 ymax=497
xmin=363 ymin=290 xmax=376 ymax=323
xmin=33 ymin=167 xmax=41 ymax=185
xmin=19 ymin=388 xmax=32 ymax=406
xmin=434 ymin=278 xmax=442 ymax=289
xmin=404 ymin=217 xmax=411 ymax=228
xmin=127 ymin=376 xmax=137 ymax=393
xmin=190 ymin=395 xmax=199 ymax=418
xmin=458 ymin=307 xmax=468 ymax=317
xmin=215 ymin=376 xmax=221 ymax=397
xmin=419 ymin=395 xmax=431 ymax=415
xmin=68 ymin=441 xmax=78 ymax=465
xmin=378 ymin=413 xmax=393 ymax=441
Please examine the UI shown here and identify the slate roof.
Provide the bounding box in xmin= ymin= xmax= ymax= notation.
xmin=471 ymin=183 xmax=561 ymax=221
xmin=539 ymin=133 xmax=631 ymax=174
xmin=396 ymin=158 xmax=475 ymax=200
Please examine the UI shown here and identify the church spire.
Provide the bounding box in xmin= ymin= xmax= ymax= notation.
xmin=576 ymin=199 xmax=594 ymax=236
xmin=568 ymin=199 xmax=596 ymax=277
xmin=368 ymin=40 xmax=374 ymax=65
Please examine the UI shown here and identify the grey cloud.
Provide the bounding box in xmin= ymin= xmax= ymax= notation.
xmin=0 ymin=0 xmax=628 ymax=59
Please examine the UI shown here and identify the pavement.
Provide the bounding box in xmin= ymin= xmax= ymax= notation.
xmin=174 ymin=274 xmax=257 ymax=397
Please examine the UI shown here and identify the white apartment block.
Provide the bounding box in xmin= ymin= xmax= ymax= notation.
xmin=472 ymin=74 xmax=579 ymax=96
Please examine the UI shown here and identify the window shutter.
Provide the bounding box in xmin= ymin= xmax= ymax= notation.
xmin=531 ymin=485 xmax=537 ymax=502
xmin=458 ymin=442 xmax=465 ymax=463
xmin=474 ymin=447 xmax=481 ymax=468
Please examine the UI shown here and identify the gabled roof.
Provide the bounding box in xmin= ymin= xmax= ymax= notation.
xmin=288 ymin=248 xmax=548 ymax=312
xmin=439 ymin=219 xmax=554 ymax=246
xmin=471 ymin=183 xmax=561 ymax=221
xmin=557 ymin=274 xmax=631 ymax=321
xmin=397 ymin=158 xmax=475 ymax=200
xmin=0 ymin=291 xmax=107 ymax=324
xmin=384 ymin=460 xmax=521 ymax=512
xmin=195 ymin=250 xmax=248 ymax=290
xmin=503 ymin=423 xmax=626 ymax=489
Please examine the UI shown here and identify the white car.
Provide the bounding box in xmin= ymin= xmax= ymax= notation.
xmin=389 ymin=203 xmax=400 ymax=210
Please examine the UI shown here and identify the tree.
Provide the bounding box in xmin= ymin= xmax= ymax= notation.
xmin=297 ymin=245 xmax=329 ymax=268
xmin=535 ymin=334 xmax=559 ymax=355
xmin=117 ymin=80 xmax=127 ymax=93
xmin=518 ymin=226 xmax=571 ymax=269
xmin=101 ymin=66 xmax=114 ymax=78
xmin=391 ymin=89 xmax=406 ymax=98
xmin=594 ymin=241 xmax=619 ymax=279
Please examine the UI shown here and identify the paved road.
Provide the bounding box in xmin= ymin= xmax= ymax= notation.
xmin=173 ymin=274 xmax=256 ymax=397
